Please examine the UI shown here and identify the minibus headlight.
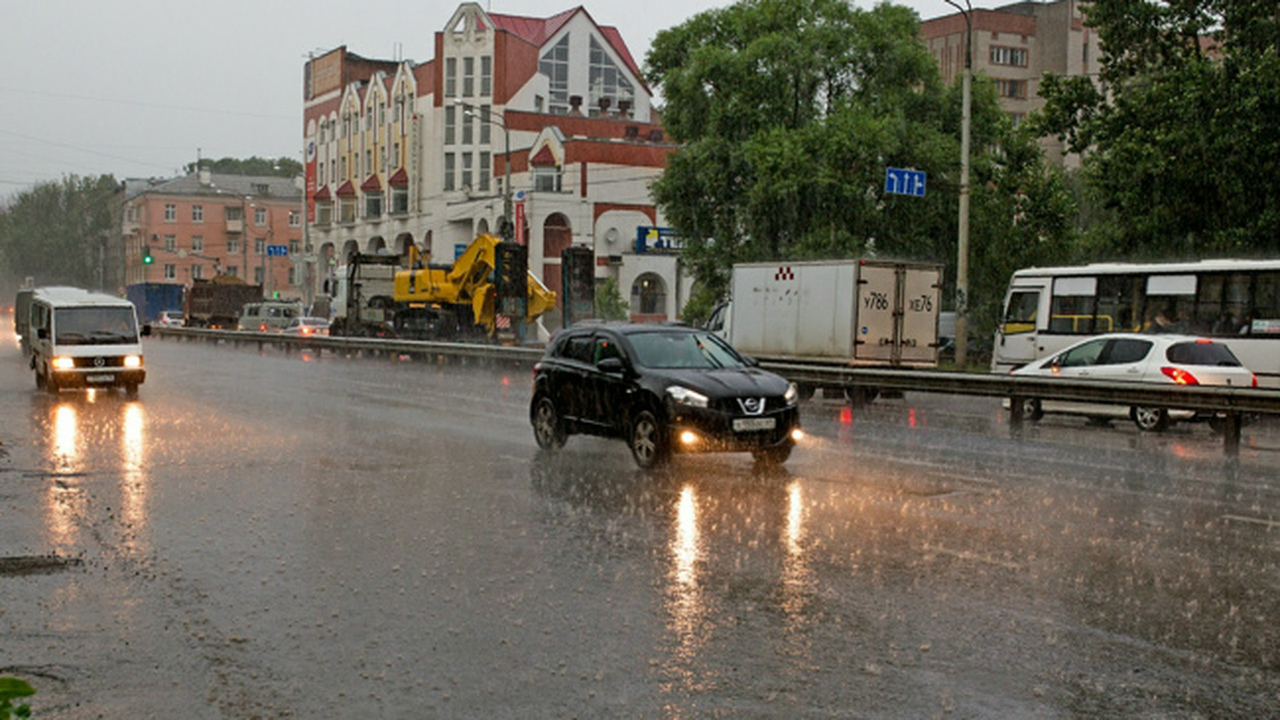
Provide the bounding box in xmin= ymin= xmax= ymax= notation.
xmin=52 ymin=356 xmax=75 ymax=371
xmin=124 ymin=355 xmax=142 ymax=368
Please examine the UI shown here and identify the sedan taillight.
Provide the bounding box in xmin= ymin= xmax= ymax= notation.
xmin=1160 ymin=366 xmax=1200 ymax=385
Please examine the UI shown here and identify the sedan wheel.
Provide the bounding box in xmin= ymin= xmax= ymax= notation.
xmin=1130 ymin=406 xmax=1170 ymax=433
xmin=629 ymin=409 xmax=669 ymax=469
xmin=531 ymin=396 xmax=567 ymax=450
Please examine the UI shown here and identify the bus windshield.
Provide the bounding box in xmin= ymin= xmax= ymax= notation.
xmin=54 ymin=307 xmax=139 ymax=345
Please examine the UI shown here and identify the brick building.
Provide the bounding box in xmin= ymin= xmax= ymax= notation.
xmin=121 ymin=170 xmax=303 ymax=298
xmin=921 ymin=0 xmax=1102 ymax=166
xmin=303 ymin=3 xmax=688 ymax=331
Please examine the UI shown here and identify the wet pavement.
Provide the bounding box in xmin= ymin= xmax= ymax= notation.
xmin=2 ymin=334 xmax=1279 ymax=718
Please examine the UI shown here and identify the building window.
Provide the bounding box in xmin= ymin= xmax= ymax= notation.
xmin=539 ymin=36 xmax=570 ymax=114
xmin=228 ymin=238 xmax=240 ymax=254
xmin=255 ymin=267 xmax=265 ymax=284
xmin=289 ymin=211 xmax=300 ymax=227
xmin=164 ymin=234 xmax=176 ymax=252
xmin=366 ymin=192 xmax=383 ymax=218
xmin=289 ymin=240 xmax=300 ymax=254
xmin=997 ymin=79 xmax=1028 ymax=99
xmin=990 ymin=46 xmax=1028 ymax=67
xmin=479 ymin=152 xmax=491 ymax=192
xmin=444 ymin=153 xmax=455 ymax=191
xmin=164 ymin=264 xmax=176 ymax=280
xmin=164 ymin=204 xmax=176 ymax=222
xmin=481 ymin=56 xmax=492 ymax=97
xmin=589 ymin=37 xmax=635 ymax=115
xmin=462 ymin=113 xmax=474 ymax=145
xmin=227 ymin=265 xmax=238 ymax=277
xmin=445 ymin=106 xmax=456 ymax=145
xmin=1008 ymin=112 xmax=1026 ymax=128
xmin=317 ymin=204 xmax=333 ymax=226
xmin=445 ymin=57 xmax=457 ymax=98
xmin=192 ymin=235 xmax=204 ymax=252
xmin=479 ymin=104 xmax=491 ymax=144
xmin=252 ymin=208 xmax=264 ymax=226
xmin=255 ymin=238 xmax=266 ymax=255
xmin=288 ymin=267 xmax=296 ymax=285
xmin=534 ymin=166 xmax=562 ymax=193
xmin=462 ymin=153 xmax=473 ymax=191
xmin=192 ymin=205 xmax=204 ymax=223
xmin=463 ymin=56 xmax=475 ymax=97
xmin=192 ymin=265 xmax=204 ymax=280
xmin=339 ymin=198 xmax=356 ymax=224
xmin=392 ymin=187 xmax=409 ymax=214
xmin=340 ymin=156 xmax=347 ymax=181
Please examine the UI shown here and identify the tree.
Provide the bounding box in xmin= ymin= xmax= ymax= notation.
xmin=0 ymin=175 xmax=119 ymax=290
xmin=647 ymin=0 xmax=1073 ymax=337
xmin=1032 ymin=0 xmax=1280 ymax=258
xmin=184 ymin=156 xmax=301 ymax=178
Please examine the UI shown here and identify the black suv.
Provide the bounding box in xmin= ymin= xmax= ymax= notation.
xmin=530 ymin=323 xmax=801 ymax=468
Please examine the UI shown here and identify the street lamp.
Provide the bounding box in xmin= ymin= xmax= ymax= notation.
xmin=943 ymin=0 xmax=973 ymax=367
xmin=455 ymin=98 xmax=513 ymax=241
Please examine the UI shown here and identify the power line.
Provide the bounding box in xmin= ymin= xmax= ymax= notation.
xmin=0 ymin=85 xmax=295 ymax=121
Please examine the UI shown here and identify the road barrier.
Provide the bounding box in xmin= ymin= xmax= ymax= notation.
xmin=156 ymin=327 xmax=1280 ymax=456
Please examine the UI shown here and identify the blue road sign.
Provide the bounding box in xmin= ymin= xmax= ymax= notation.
xmin=267 ymin=244 xmax=288 ymax=257
xmin=885 ymin=167 xmax=927 ymax=197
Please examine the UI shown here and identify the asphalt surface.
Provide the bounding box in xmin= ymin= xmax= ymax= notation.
xmin=2 ymin=330 xmax=1279 ymax=718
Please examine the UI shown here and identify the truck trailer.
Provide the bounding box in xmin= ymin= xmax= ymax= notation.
xmin=707 ymin=259 xmax=943 ymax=399
xmin=126 ymin=282 xmax=185 ymax=324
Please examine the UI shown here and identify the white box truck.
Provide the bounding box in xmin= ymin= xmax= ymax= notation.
xmin=706 ymin=259 xmax=943 ymax=399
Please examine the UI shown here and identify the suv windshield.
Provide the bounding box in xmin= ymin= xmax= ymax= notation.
xmin=54 ymin=307 xmax=138 ymax=345
xmin=627 ymin=330 xmax=747 ymax=369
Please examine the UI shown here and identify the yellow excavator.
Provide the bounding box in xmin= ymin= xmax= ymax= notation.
xmin=390 ymin=234 xmax=556 ymax=340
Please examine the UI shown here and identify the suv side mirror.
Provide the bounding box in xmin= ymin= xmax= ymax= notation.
xmin=598 ymin=357 xmax=626 ymax=374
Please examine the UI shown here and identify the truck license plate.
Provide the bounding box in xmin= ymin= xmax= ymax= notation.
xmin=733 ymin=417 xmax=775 ymax=432
xmin=86 ymin=374 xmax=114 ymax=384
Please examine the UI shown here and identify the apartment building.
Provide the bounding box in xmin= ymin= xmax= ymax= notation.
xmin=303 ymin=2 xmax=687 ymax=329
xmin=121 ymin=170 xmax=303 ymax=298
xmin=920 ymin=0 xmax=1102 ymax=166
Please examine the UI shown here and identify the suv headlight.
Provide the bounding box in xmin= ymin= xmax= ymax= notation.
xmin=785 ymin=382 xmax=799 ymax=406
xmin=667 ymin=385 xmax=709 ymax=408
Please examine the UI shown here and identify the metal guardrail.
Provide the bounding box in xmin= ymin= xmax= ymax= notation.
xmin=156 ymin=327 xmax=1280 ymax=456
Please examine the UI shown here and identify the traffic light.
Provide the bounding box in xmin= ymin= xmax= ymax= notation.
xmin=142 ymin=245 xmax=154 ymax=265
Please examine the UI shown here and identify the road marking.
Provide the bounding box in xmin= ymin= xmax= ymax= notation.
xmin=1220 ymin=514 xmax=1280 ymax=529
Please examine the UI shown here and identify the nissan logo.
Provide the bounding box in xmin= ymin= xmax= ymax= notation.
xmin=738 ymin=397 xmax=765 ymax=415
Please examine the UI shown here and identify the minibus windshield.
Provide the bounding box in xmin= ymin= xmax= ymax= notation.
xmin=54 ymin=307 xmax=139 ymax=345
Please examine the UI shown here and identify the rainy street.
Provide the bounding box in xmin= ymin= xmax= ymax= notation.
xmin=3 ymin=331 xmax=1280 ymax=718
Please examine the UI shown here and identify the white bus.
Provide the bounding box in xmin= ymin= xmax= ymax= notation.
xmin=992 ymin=259 xmax=1280 ymax=387
xmin=28 ymin=286 xmax=149 ymax=395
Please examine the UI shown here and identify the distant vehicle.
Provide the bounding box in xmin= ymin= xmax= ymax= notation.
xmin=14 ymin=286 xmax=34 ymax=356
xmin=1010 ymin=333 xmax=1257 ymax=432
xmin=157 ymin=310 xmax=185 ymax=327
xmin=531 ymin=323 xmax=802 ymax=468
xmin=126 ymin=282 xmax=184 ymax=324
xmin=28 ymin=286 xmax=149 ymax=395
xmin=706 ymin=259 xmax=942 ymax=400
xmin=281 ymin=316 xmax=330 ymax=336
xmin=185 ymin=276 xmax=263 ymax=329
xmin=237 ymin=300 xmax=303 ymax=332
xmin=992 ymin=259 xmax=1280 ymax=388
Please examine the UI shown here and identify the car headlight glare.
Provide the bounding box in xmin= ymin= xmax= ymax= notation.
xmin=667 ymin=385 xmax=709 ymax=408
xmin=52 ymin=356 xmax=75 ymax=370
xmin=785 ymin=382 xmax=799 ymax=406
xmin=124 ymin=355 xmax=142 ymax=368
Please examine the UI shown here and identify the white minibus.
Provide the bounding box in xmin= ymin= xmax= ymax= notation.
xmin=28 ymin=287 xmax=149 ymax=395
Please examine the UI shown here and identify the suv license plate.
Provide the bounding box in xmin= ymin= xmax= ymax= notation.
xmin=733 ymin=417 xmax=776 ymax=432
xmin=86 ymin=374 xmax=114 ymax=384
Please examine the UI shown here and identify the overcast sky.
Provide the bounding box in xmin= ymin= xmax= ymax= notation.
xmin=0 ymin=0 xmax=998 ymax=194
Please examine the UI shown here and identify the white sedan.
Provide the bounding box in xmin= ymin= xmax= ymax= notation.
xmin=1011 ymin=333 xmax=1257 ymax=432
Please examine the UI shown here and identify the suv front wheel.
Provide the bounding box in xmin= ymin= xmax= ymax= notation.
xmin=629 ymin=409 xmax=670 ymax=469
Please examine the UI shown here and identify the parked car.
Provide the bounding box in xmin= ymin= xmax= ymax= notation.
xmin=156 ymin=310 xmax=185 ymax=327
xmin=1011 ymin=333 xmax=1257 ymax=431
xmin=281 ymin=316 xmax=330 ymax=336
xmin=530 ymin=323 xmax=802 ymax=468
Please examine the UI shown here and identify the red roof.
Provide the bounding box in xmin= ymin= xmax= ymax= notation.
xmin=487 ymin=7 xmax=644 ymax=86
xmin=388 ymin=168 xmax=409 ymax=187
xmin=336 ymin=180 xmax=357 ymax=198
xmin=530 ymin=145 xmax=558 ymax=167
xmin=313 ymin=186 xmax=332 ymax=201
xmin=361 ymin=174 xmax=382 ymax=192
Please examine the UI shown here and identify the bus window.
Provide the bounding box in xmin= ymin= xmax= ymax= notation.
xmin=1096 ymin=275 xmax=1142 ymax=332
xmin=1253 ymin=273 xmax=1280 ymax=334
xmin=1003 ymin=290 xmax=1039 ymax=335
xmin=1049 ymin=294 xmax=1097 ymax=334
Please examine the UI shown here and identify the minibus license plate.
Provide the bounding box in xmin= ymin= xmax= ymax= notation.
xmin=733 ymin=418 xmax=775 ymax=432
xmin=87 ymin=374 xmax=114 ymax=384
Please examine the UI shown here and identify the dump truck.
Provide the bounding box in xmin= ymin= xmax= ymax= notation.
xmin=185 ymin=276 xmax=263 ymax=329
xmin=706 ymin=259 xmax=943 ymax=399
xmin=328 ymin=234 xmax=556 ymax=342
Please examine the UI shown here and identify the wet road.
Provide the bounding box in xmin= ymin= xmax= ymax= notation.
xmin=2 ymin=333 xmax=1279 ymax=718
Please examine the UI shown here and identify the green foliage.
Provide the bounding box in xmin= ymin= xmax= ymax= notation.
xmin=594 ymin=277 xmax=629 ymax=321
xmin=184 ymin=156 xmax=301 ymax=178
xmin=646 ymin=0 xmax=1074 ymax=334
xmin=0 ymin=677 xmax=35 ymax=719
xmin=0 ymin=174 xmax=119 ymax=289
xmin=1034 ymin=0 xmax=1280 ymax=258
